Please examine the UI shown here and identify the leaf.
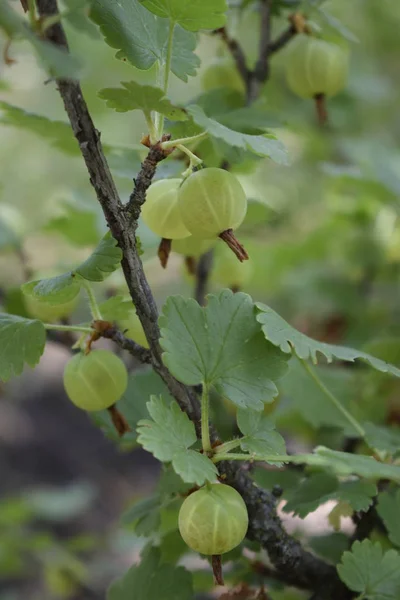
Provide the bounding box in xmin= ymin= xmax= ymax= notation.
xmin=237 ymin=408 xmax=286 ymax=463
xmin=75 ymin=232 xmax=122 ymax=282
xmin=316 ymin=6 xmax=359 ymax=43
xmin=363 ymin=423 xmax=400 ymax=457
xmin=99 ymin=82 xmax=187 ymax=120
xmin=256 ymin=302 xmax=400 ymax=378
xmin=108 ymin=546 xmax=193 ymax=600
xmin=283 ymin=473 xmax=377 ymax=519
xmin=337 ymin=540 xmax=400 ymax=599
xmin=44 ymin=204 xmax=100 ymax=247
xmin=62 ymin=0 xmax=100 ymax=38
xmin=90 ymin=1 xmax=200 ymax=82
xmin=107 ymin=146 xmax=182 ymax=181
xmin=186 ymin=105 xmax=288 ymax=165
xmin=92 ymin=368 xmax=173 ymax=447
xmin=0 ymin=313 xmax=46 ymax=382
xmin=137 ymin=396 xmax=217 ymax=485
xmin=159 ymin=291 xmax=289 ymax=411
xmin=121 ymin=495 xmax=161 ymax=536
xmin=377 ymin=491 xmax=400 ymax=548
xmin=98 ymin=296 xmax=134 ymax=322
xmin=0 ymin=102 xmax=78 ymax=155
xmin=22 ymin=273 xmax=81 ymax=306
xmin=139 ymin=0 xmax=227 ymax=31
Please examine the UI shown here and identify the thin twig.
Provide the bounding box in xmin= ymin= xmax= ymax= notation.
xmin=99 ymin=325 xmax=152 ymax=364
xmin=248 ymin=0 xmax=272 ymax=103
xmin=268 ymin=22 xmax=297 ymax=55
xmin=213 ymin=26 xmax=250 ymax=88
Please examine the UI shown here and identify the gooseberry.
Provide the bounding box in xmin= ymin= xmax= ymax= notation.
xmin=178 ymin=483 xmax=248 ymax=555
xmin=119 ymin=310 xmax=149 ymax=348
xmin=177 ymin=168 xmax=248 ymax=261
xmin=285 ymin=35 xmax=348 ymax=99
xmin=172 ymin=236 xmax=215 ymax=258
xmin=201 ymin=57 xmax=245 ymax=94
xmin=141 ymin=178 xmax=190 ymax=240
xmin=63 ymin=349 xmax=128 ymax=412
xmin=212 ymin=242 xmax=253 ymax=290
xmin=24 ymin=294 xmax=77 ymax=323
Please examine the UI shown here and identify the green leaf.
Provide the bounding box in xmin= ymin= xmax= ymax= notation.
xmin=92 ymin=368 xmax=174 ymax=447
xmin=76 ymin=232 xmax=122 ymax=282
xmin=363 ymin=423 xmax=400 ymax=457
xmin=377 ymin=491 xmax=400 ymax=548
xmin=22 ymin=273 xmax=81 ymax=306
xmin=186 ymin=105 xmax=288 ymax=165
xmin=90 ymin=1 xmax=200 ymax=82
xmin=315 ymin=6 xmax=359 ymax=43
xmin=159 ymin=291 xmax=289 ymax=410
xmin=237 ymin=408 xmax=286 ymax=463
xmin=0 ymin=313 xmax=46 ymax=382
xmin=0 ymin=102 xmax=78 ymax=155
xmin=44 ymin=204 xmax=100 ymax=247
xmin=108 ymin=546 xmax=193 ymax=600
xmin=283 ymin=473 xmax=377 ymax=518
xmin=98 ymin=296 xmax=134 ymax=322
xmin=139 ymin=0 xmax=227 ymax=31
xmin=99 ymin=82 xmax=187 ymax=120
xmin=137 ymin=396 xmax=217 ymax=485
xmin=121 ymin=495 xmax=162 ymax=536
xmin=337 ymin=540 xmax=400 ymax=599
xmin=62 ymin=0 xmax=100 ymax=38
xmin=256 ymin=302 xmax=400 ymax=378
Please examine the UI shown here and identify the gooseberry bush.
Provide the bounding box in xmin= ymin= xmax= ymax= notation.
xmin=1 ymin=1 xmax=400 ymax=599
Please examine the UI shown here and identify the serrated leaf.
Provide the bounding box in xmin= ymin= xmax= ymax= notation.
xmin=136 ymin=396 xmax=217 ymax=485
xmin=98 ymin=296 xmax=134 ymax=322
xmin=22 ymin=273 xmax=80 ymax=306
xmin=62 ymin=0 xmax=100 ymax=38
xmin=0 ymin=102 xmax=78 ymax=155
xmin=108 ymin=546 xmax=193 ymax=600
xmin=256 ymin=302 xmax=400 ymax=378
xmin=99 ymin=82 xmax=187 ymax=121
xmin=76 ymin=232 xmax=122 ymax=282
xmin=237 ymin=408 xmax=286 ymax=463
xmin=0 ymin=313 xmax=46 ymax=381
xmin=186 ymin=105 xmax=288 ymax=165
xmin=337 ymin=540 xmax=400 ymax=599
xmin=92 ymin=368 xmax=173 ymax=448
xmin=283 ymin=474 xmax=376 ymax=519
xmin=159 ymin=291 xmax=289 ymax=411
xmin=90 ymin=1 xmax=200 ymax=82
xmin=44 ymin=204 xmax=100 ymax=247
xmin=377 ymin=491 xmax=400 ymax=548
xmin=363 ymin=423 xmax=400 ymax=457
xmin=139 ymin=0 xmax=227 ymax=31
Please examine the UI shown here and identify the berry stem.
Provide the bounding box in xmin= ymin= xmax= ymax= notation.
xmin=314 ymin=93 xmax=328 ymax=126
xmin=201 ymin=384 xmax=212 ymax=453
xmin=155 ymin=19 xmax=175 ymax=139
xmin=144 ymin=111 xmax=158 ymax=145
xmin=161 ymin=132 xmax=208 ymax=149
xmin=219 ymin=229 xmax=249 ymax=262
xmin=298 ymin=357 xmax=365 ymax=438
xmin=108 ymin=405 xmax=131 ymax=437
xmin=44 ymin=323 xmax=93 ymax=334
xmin=158 ymin=238 xmax=172 ymax=269
xmin=80 ymin=279 xmax=102 ymax=321
xmin=211 ymin=555 xmax=224 ymax=586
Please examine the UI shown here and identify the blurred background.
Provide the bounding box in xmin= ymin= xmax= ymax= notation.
xmin=1 ymin=0 xmax=400 ymax=598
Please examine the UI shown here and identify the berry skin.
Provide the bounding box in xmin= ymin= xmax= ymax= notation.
xmin=212 ymin=242 xmax=253 ymax=289
xmin=201 ymin=57 xmax=245 ymax=94
xmin=177 ymin=168 xmax=247 ymax=239
xmin=63 ymin=349 xmax=128 ymax=412
xmin=25 ymin=295 xmax=77 ymax=323
xmin=172 ymin=236 xmax=215 ymax=258
xmin=286 ymin=35 xmax=348 ymax=99
xmin=141 ymin=179 xmax=190 ymax=240
xmin=178 ymin=483 xmax=248 ymax=555
xmin=119 ymin=311 xmax=149 ymax=349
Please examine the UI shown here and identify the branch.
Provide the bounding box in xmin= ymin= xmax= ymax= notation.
xmin=195 ymin=249 xmax=214 ymax=306
xmin=213 ymin=26 xmax=250 ymax=87
xmin=247 ymin=0 xmax=272 ymax=102
xmin=35 ymin=3 xmax=349 ymax=596
xmin=268 ymin=22 xmax=297 ymax=54
xmin=99 ymin=325 xmax=152 ymax=364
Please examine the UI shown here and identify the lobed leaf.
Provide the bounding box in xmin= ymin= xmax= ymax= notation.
xmin=22 ymin=274 xmax=81 ymax=306
xmin=75 ymin=232 xmax=122 ymax=282
xmin=159 ymin=291 xmax=289 ymax=411
xmin=44 ymin=204 xmax=100 ymax=247
xmin=337 ymin=540 xmax=400 ymax=599
xmin=0 ymin=314 xmax=46 ymax=382
xmin=186 ymin=105 xmax=288 ymax=165
xmin=139 ymin=0 xmax=227 ymax=32
xmin=99 ymin=82 xmax=187 ymax=120
xmin=237 ymin=408 xmax=286 ymax=464
xmin=256 ymin=302 xmax=400 ymax=378
xmin=377 ymin=491 xmax=400 ymax=548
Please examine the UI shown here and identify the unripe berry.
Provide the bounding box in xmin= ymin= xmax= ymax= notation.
xmin=119 ymin=310 xmax=149 ymax=348
xmin=142 ymin=179 xmax=190 ymax=240
xmin=286 ymin=35 xmax=348 ymax=99
xmin=25 ymin=295 xmax=77 ymax=323
xmin=201 ymin=57 xmax=245 ymax=94
xmin=212 ymin=242 xmax=253 ymax=289
xmin=172 ymin=236 xmax=215 ymax=258
xmin=178 ymin=483 xmax=248 ymax=555
xmin=63 ymin=349 xmax=128 ymax=411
